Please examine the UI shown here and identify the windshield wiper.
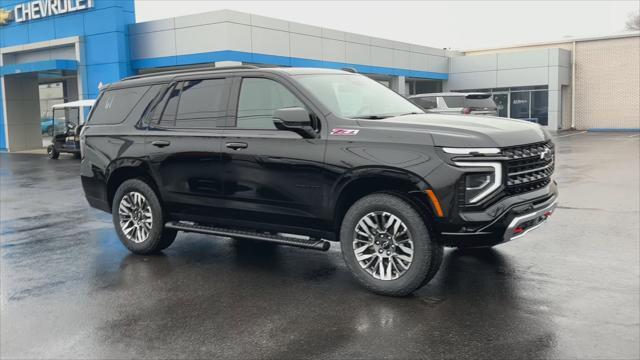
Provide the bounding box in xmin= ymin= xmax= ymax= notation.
xmin=349 ymin=115 xmax=391 ymax=120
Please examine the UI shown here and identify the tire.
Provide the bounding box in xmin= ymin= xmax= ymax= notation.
xmin=340 ymin=193 xmax=443 ymax=296
xmin=73 ymin=152 xmax=81 ymax=159
xmin=112 ymin=179 xmax=177 ymax=254
xmin=47 ymin=145 xmax=59 ymax=159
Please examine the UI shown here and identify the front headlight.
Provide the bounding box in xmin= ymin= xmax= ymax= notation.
xmin=455 ymin=162 xmax=502 ymax=204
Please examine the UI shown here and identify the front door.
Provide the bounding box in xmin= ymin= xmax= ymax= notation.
xmin=146 ymin=77 xmax=231 ymax=222
xmin=219 ymin=76 xmax=328 ymax=232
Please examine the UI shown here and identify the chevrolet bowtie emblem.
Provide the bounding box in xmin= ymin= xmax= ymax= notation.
xmin=0 ymin=8 xmax=13 ymax=25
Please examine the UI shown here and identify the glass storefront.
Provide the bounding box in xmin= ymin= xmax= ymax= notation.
xmin=459 ymin=86 xmax=549 ymax=126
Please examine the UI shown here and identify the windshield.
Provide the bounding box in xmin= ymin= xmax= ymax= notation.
xmin=295 ymin=74 xmax=423 ymax=119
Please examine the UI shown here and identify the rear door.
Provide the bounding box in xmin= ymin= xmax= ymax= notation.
xmin=218 ymin=75 xmax=329 ymax=232
xmin=146 ymin=76 xmax=231 ymax=222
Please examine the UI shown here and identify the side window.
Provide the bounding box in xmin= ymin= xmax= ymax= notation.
xmin=413 ymin=96 xmax=437 ymax=110
xmin=89 ymin=86 xmax=151 ymax=125
xmin=159 ymin=84 xmax=181 ymax=127
xmin=175 ymin=79 xmax=229 ymax=128
xmin=236 ymin=78 xmax=306 ymax=129
xmin=124 ymin=84 xmax=164 ymax=123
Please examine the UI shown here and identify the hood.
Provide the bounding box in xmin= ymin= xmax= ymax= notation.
xmin=358 ymin=114 xmax=549 ymax=147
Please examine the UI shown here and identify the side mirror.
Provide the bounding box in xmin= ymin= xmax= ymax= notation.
xmin=273 ymin=107 xmax=318 ymax=138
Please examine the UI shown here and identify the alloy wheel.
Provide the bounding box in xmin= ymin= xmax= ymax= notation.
xmin=118 ymin=191 xmax=153 ymax=243
xmin=352 ymin=211 xmax=414 ymax=280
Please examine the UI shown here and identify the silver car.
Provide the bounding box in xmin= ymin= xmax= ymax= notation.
xmin=409 ymin=92 xmax=498 ymax=116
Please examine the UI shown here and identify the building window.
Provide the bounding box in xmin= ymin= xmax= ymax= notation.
xmin=510 ymin=91 xmax=531 ymax=119
xmin=457 ymin=86 xmax=549 ymax=126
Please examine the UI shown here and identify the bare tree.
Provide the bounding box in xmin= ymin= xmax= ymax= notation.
xmin=626 ymin=10 xmax=640 ymax=31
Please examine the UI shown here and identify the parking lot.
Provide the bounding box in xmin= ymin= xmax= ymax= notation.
xmin=1 ymin=132 xmax=638 ymax=359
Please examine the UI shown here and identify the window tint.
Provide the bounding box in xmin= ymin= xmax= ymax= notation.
xmin=236 ymin=78 xmax=305 ymax=129
xmin=175 ymin=79 xmax=229 ymax=128
xmin=125 ymin=84 xmax=164 ymax=123
xmin=89 ymin=86 xmax=151 ymax=125
xmin=159 ymin=84 xmax=181 ymax=127
xmin=441 ymin=96 xmax=465 ymax=108
xmin=412 ymin=96 xmax=437 ymax=109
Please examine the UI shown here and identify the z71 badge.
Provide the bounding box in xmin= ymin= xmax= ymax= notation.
xmin=331 ymin=128 xmax=360 ymax=136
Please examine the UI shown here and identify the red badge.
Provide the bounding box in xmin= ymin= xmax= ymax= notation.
xmin=331 ymin=128 xmax=360 ymax=136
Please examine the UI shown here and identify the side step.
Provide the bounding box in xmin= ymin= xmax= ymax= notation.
xmin=165 ymin=221 xmax=331 ymax=251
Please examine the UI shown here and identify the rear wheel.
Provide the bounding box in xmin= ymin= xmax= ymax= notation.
xmin=340 ymin=193 xmax=443 ymax=296
xmin=47 ymin=145 xmax=59 ymax=159
xmin=112 ymin=179 xmax=176 ymax=254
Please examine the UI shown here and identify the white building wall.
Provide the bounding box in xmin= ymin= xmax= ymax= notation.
xmin=445 ymin=48 xmax=571 ymax=129
xmin=129 ymin=10 xmax=449 ymax=76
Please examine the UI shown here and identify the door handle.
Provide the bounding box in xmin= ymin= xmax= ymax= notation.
xmin=225 ymin=142 xmax=248 ymax=150
xmin=151 ymin=140 xmax=171 ymax=148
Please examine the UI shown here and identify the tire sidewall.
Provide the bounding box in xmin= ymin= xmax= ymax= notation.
xmin=112 ymin=179 xmax=165 ymax=254
xmin=340 ymin=193 xmax=435 ymax=295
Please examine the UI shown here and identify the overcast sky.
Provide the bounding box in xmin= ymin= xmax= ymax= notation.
xmin=134 ymin=1 xmax=639 ymax=50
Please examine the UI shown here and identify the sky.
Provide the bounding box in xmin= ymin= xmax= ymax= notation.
xmin=134 ymin=0 xmax=640 ymax=50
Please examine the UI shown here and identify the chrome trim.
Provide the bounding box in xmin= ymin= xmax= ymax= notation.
xmin=504 ymin=201 xmax=558 ymax=242
xmin=442 ymin=147 xmax=501 ymax=155
xmin=454 ymin=161 xmax=502 ymax=204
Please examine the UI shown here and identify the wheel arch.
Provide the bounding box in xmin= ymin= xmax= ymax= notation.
xmin=105 ymin=160 xmax=159 ymax=209
xmin=331 ymin=167 xmax=438 ymax=234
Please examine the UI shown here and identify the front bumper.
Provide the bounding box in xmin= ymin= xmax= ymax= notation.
xmin=503 ymin=200 xmax=557 ymax=242
xmin=440 ymin=184 xmax=558 ymax=248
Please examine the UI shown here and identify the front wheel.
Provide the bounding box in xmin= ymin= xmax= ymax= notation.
xmin=340 ymin=193 xmax=443 ymax=296
xmin=47 ymin=145 xmax=59 ymax=159
xmin=112 ymin=179 xmax=177 ymax=254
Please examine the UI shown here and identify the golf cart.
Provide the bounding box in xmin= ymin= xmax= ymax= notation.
xmin=47 ymin=99 xmax=95 ymax=159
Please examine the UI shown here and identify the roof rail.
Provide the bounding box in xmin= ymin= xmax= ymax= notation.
xmin=123 ymin=65 xmax=260 ymax=81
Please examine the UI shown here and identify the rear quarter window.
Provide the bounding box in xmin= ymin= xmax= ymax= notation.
xmin=441 ymin=96 xmax=465 ymax=108
xmin=89 ymin=85 xmax=153 ymax=125
xmin=464 ymin=97 xmax=497 ymax=109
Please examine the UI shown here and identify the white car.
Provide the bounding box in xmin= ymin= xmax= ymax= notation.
xmin=409 ymin=92 xmax=498 ymax=116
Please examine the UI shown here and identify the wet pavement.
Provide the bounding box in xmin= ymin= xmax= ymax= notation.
xmin=1 ymin=132 xmax=639 ymax=359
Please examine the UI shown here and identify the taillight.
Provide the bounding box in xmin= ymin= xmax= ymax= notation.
xmin=462 ymin=107 xmax=472 ymax=114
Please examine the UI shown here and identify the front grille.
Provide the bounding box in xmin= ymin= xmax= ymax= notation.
xmin=503 ymin=141 xmax=554 ymax=195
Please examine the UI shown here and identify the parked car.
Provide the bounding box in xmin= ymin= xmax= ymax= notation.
xmin=409 ymin=92 xmax=498 ymax=116
xmin=81 ymin=66 xmax=557 ymax=296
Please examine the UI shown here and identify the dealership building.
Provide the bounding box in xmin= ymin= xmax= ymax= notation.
xmin=1 ymin=0 xmax=639 ymax=151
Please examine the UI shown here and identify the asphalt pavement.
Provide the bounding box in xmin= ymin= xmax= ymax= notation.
xmin=1 ymin=132 xmax=638 ymax=359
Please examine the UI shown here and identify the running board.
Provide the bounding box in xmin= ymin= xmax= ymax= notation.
xmin=165 ymin=221 xmax=330 ymax=251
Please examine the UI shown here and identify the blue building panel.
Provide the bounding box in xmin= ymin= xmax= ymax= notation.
xmin=0 ymin=24 xmax=29 ymax=47
xmin=85 ymin=62 xmax=128 ymax=97
xmin=83 ymin=6 xmax=124 ymax=35
xmin=26 ymin=17 xmax=56 ymax=43
xmin=85 ymin=32 xmax=128 ymax=65
xmin=0 ymin=60 xmax=78 ymax=76
xmin=53 ymin=12 xmax=86 ymax=38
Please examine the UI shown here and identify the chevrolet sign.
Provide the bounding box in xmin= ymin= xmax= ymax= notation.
xmin=0 ymin=0 xmax=94 ymax=25
xmin=0 ymin=8 xmax=13 ymax=25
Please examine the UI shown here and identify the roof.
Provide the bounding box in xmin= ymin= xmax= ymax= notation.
xmin=52 ymin=99 xmax=96 ymax=109
xmin=112 ymin=66 xmax=354 ymax=88
xmin=462 ymin=31 xmax=640 ymax=53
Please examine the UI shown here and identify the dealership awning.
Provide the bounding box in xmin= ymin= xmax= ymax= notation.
xmin=0 ymin=59 xmax=78 ymax=76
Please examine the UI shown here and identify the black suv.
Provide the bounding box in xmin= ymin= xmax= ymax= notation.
xmin=81 ymin=66 xmax=558 ymax=296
